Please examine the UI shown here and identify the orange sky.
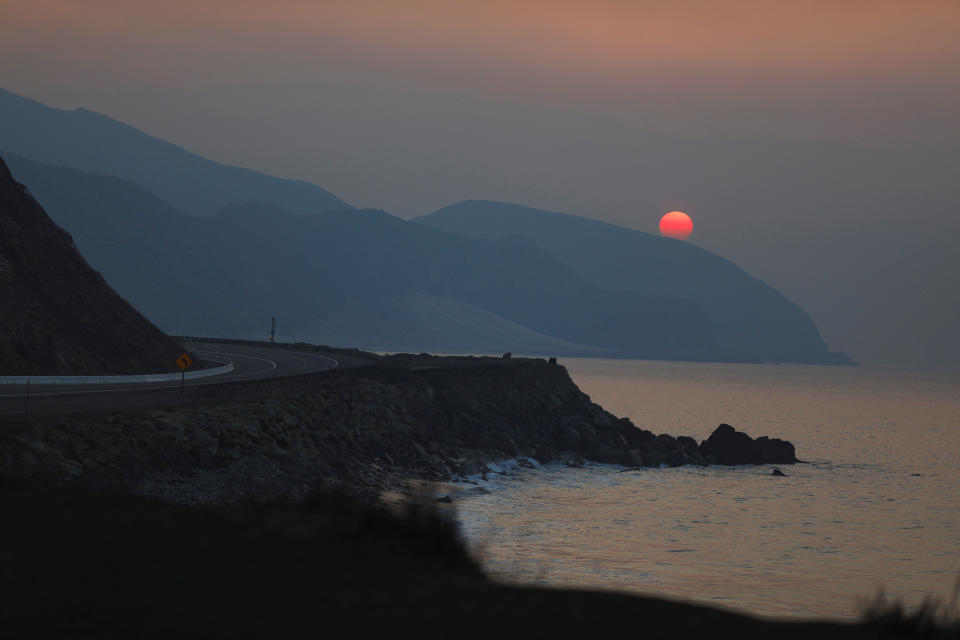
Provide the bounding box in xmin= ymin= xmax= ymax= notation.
xmin=4 ymin=1 xmax=959 ymax=97
xmin=3 ymin=0 xmax=957 ymax=157
xmin=3 ymin=0 xmax=957 ymax=207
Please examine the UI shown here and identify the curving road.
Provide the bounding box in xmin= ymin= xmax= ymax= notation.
xmin=0 ymin=341 xmax=369 ymax=416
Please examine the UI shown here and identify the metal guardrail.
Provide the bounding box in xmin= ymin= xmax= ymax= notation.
xmin=0 ymin=358 xmax=234 ymax=385
xmin=2 ymin=337 xmax=540 ymax=391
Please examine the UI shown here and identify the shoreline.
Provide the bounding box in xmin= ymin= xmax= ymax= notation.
xmin=0 ymin=358 xmax=795 ymax=503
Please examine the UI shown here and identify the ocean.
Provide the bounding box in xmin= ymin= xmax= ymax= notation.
xmin=454 ymin=358 xmax=960 ymax=620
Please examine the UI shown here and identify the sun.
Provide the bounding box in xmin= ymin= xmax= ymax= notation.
xmin=659 ymin=211 xmax=693 ymax=240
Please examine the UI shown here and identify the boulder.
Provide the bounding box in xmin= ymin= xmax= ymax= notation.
xmin=557 ymin=425 xmax=583 ymax=450
xmin=698 ymin=424 xmax=797 ymax=465
xmin=624 ymin=449 xmax=648 ymax=468
xmin=756 ymin=436 xmax=797 ymax=464
xmin=589 ymin=444 xmax=631 ymax=466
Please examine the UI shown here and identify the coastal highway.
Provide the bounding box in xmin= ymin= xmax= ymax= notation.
xmin=0 ymin=341 xmax=374 ymax=416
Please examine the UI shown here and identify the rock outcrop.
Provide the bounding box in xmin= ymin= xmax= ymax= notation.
xmin=698 ymin=423 xmax=798 ymax=465
xmin=0 ymin=156 xmax=184 ymax=375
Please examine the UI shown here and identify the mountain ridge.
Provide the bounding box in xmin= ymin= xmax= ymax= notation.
xmin=417 ymin=200 xmax=853 ymax=365
xmin=1 ymin=85 xmax=851 ymax=365
xmin=3 ymin=154 xmax=713 ymax=360
xmin=0 ymin=88 xmax=352 ymax=217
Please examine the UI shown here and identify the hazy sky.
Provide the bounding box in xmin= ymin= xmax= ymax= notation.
xmin=2 ymin=1 xmax=958 ymax=364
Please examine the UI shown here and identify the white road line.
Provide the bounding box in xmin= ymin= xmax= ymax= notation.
xmin=227 ymin=347 xmax=338 ymax=368
xmin=193 ymin=350 xmax=278 ymax=377
xmin=192 ymin=346 xmax=337 ymax=374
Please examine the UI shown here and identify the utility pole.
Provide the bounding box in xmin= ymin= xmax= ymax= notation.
xmin=270 ymin=316 xmax=277 ymax=343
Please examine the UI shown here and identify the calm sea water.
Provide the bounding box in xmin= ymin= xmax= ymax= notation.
xmin=454 ymin=358 xmax=960 ymax=620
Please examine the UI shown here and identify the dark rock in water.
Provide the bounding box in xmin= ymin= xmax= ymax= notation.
xmin=771 ymin=468 xmax=787 ymax=477
xmin=624 ymin=449 xmax=649 ymax=468
xmin=755 ymin=436 xmax=797 ymax=464
xmin=676 ymin=436 xmax=700 ymax=456
xmin=589 ymin=444 xmax=631 ymax=466
xmin=663 ymin=451 xmax=689 ymax=467
xmin=436 ymin=495 xmax=453 ymax=503
xmin=698 ymin=424 xmax=797 ymax=465
xmin=558 ymin=425 xmax=583 ymax=450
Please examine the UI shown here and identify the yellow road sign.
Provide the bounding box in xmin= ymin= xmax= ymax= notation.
xmin=176 ymin=354 xmax=193 ymax=371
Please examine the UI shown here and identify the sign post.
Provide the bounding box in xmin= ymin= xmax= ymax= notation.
xmin=176 ymin=354 xmax=193 ymax=394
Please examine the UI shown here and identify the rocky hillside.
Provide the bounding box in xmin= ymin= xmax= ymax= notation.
xmin=0 ymin=157 xmax=185 ymax=375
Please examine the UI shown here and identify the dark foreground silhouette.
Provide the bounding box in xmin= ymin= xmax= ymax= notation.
xmin=1 ymin=487 xmax=955 ymax=638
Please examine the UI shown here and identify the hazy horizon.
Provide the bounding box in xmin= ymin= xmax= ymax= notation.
xmin=2 ymin=1 xmax=957 ymax=366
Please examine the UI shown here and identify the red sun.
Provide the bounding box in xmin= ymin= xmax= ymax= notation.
xmin=659 ymin=211 xmax=693 ymax=240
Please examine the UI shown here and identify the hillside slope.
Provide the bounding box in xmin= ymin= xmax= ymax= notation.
xmin=0 ymin=157 xmax=184 ymax=375
xmin=417 ymin=200 xmax=852 ymax=364
xmin=4 ymin=155 xmax=713 ymax=359
xmin=0 ymin=88 xmax=351 ymax=216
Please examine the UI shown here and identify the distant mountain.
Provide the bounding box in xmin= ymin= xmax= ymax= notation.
xmin=3 ymin=154 xmax=713 ymax=359
xmin=0 ymin=157 xmax=185 ymax=375
xmin=416 ymin=200 xmax=852 ymax=365
xmin=0 ymin=88 xmax=351 ymax=216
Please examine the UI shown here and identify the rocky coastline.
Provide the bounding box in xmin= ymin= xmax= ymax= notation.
xmin=0 ymin=357 xmax=796 ymax=503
